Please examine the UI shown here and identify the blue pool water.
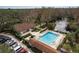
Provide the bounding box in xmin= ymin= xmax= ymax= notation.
xmin=39 ymin=32 xmax=59 ymax=45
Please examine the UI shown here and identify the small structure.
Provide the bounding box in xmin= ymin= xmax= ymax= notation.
xmin=14 ymin=23 xmax=35 ymax=35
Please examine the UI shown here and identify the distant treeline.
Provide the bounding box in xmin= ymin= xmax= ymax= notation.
xmin=0 ymin=8 xmax=79 ymax=32
xmin=0 ymin=8 xmax=79 ymax=22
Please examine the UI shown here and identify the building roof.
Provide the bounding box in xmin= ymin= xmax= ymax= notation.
xmin=14 ymin=23 xmax=35 ymax=33
xmin=29 ymin=38 xmax=58 ymax=53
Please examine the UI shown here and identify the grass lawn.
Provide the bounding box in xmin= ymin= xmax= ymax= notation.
xmin=0 ymin=43 xmax=13 ymax=53
xmin=72 ymin=44 xmax=79 ymax=53
xmin=63 ymin=43 xmax=72 ymax=52
xmin=62 ymin=43 xmax=79 ymax=53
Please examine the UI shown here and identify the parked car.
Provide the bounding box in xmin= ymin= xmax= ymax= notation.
xmin=0 ymin=38 xmax=7 ymax=43
xmin=19 ymin=48 xmax=28 ymax=53
xmin=0 ymin=35 xmax=11 ymax=43
xmin=0 ymin=35 xmax=11 ymax=39
xmin=11 ymin=42 xmax=28 ymax=53
xmin=15 ymin=47 xmax=28 ymax=53
xmin=5 ymin=40 xmax=16 ymax=46
xmin=15 ymin=47 xmax=23 ymax=53
xmin=11 ymin=42 xmax=18 ymax=48
xmin=14 ymin=45 xmax=22 ymax=52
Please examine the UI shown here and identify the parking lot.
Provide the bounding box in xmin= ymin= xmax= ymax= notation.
xmin=0 ymin=33 xmax=30 ymax=53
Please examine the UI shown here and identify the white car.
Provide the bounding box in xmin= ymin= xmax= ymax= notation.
xmin=12 ymin=43 xmax=18 ymax=48
xmin=5 ymin=40 xmax=16 ymax=46
xmin=14 ymin=45 xmax=21 ymax=51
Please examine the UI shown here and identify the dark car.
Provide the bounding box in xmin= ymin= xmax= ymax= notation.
xmin=15 ymin=47 xmax=27 ymax=53
xmin=0 ymin=35 xmax=11 ymax=40
xmin=0 ymin=38 xmax=7 ymax=43
xmin=0 ymin=35 xmax=11 ymax=44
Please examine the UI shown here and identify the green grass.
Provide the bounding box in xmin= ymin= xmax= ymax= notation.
xmin=63 ymin=43 xmax=72 ymax=52
xmin=72 ymin=44 xmax=79 ymax=53
xmin=61 ymin=42 xmax=79 ymax=53
xmin=0 ymin=43 xmax=13 ymax=53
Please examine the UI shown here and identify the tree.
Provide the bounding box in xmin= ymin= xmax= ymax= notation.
xmin=35 ymin=13 xmax=41 ymax=24
xmin=66 ymin=33 xmax=76 ymax=47
xmin=75 ymin=29 xmax=79 ymax=43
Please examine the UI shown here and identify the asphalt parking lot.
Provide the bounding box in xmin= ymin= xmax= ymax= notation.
xmin=0 ymin=33 xmax=30 ymax=53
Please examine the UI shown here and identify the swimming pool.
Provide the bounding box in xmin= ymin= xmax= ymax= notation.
xmin=39 ymin=32 xmax=59 ymax=45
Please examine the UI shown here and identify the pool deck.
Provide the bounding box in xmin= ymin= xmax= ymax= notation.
xmin=29 ymin=38 xmax=59 ymax=53
xmin=22 ymin=29 xmax=66 ymax=53
xmin=32 ymin=30 xmax=66 ymax=49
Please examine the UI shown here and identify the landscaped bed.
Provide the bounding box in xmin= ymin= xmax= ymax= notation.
xmin=23 ymin=33 xmax=32 ymax=38
xmin=32 ymin=28 xmax=41 ymax=32
xmin=40 ymin=24 xmax=46 ymax=28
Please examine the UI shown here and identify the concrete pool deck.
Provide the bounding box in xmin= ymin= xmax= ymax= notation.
xmin=29 ymin=30 xmax=66 ymax=50
xmin=29 ymin=38 xmax=59 ymax=53
xmin=21 ymin=29 xmax=66 ymax=52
